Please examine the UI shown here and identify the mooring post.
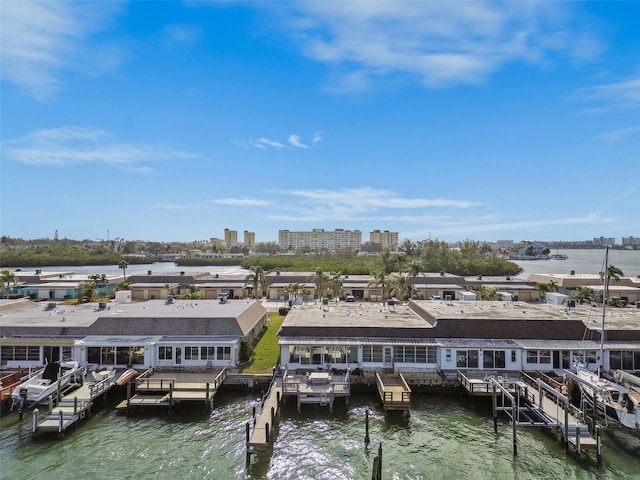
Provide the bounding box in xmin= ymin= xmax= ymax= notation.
xmin=32 ymin=408 xmax=39 ymax=434
xmin=73 ymin=396 xmax=78 ymax=415
xmin=265 ymin=422 xmax=270 ymax=444
xmin=169 ymin=382 xmax=174 ymax=414
xmin=512 ymin=400 xmax=518 ymax=456
xmin=365 ymin=408 xmax=370 ymax=444
xmin=576 ymin=425 xmax=581 ymax=457
xmin=58 ymin=409 xmax=64 ymax=436
xmin=271 ymin=406 xmax=275 ymax=425
xmin=564 ymin=401 xmax=569 ymax=451
xmin=596 ymin=424 xmax=602 ymax=464
xmin=57 ymin=379 xmax=61 ymax=406
xmin=245 ymin=422 xmax=250 ymax=443
xmin=49 ymin=394 xmax=53 ymax=414
xmin=492 ymin=382 xmax=498 ymax=433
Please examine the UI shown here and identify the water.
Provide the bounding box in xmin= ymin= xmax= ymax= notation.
xmin=1 ymin=392 xmax=638 ymax=479
xmin=512 ymin=249 xmax=640 ymax=278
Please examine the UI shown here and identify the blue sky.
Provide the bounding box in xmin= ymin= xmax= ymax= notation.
xmin=1 ymin=1 xmax=639 ymax=244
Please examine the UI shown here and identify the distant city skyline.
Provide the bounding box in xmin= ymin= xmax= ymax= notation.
xmin=1 ymin=2 xmax=638 ymax=243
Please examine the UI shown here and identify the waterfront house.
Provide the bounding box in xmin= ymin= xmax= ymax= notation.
xmin=0 ymin=298 xmax=268 ymax=370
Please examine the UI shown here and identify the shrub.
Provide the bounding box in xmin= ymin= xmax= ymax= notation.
xmin=278 ymin=307 xmax=291 ymax=316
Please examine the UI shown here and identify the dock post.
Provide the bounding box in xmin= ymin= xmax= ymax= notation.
xmin=365 ymin=408 xmax=370 ymax=444
xmin=206 ymin=383 xmax=210 ymax=410
xmin=57 ymin=378 xmax=61 ymax=405
xmin=49 ymin=394 xmax=53 ymax=414
xmin=32 ymin=408 xmax=39 ymax=434
xmin=74 ymin=396 xmax=78 ymax=415
xmin=126 ymin=381 xmax=132 ymax=413
xmin=271 ymin=406 xmax=275 ymax=426
xmin=492 ymin=383 xmax=498 ymax=433
xmin=245 ymin=422 xmax=250 ymax=443
xmin=58 ymin=409 xmax=64 ymax=437
xmin=265 ymin=422 xmax=270 ymax=444
xmin=564 ymin=401 xmax=569 ymax=451
xmin=576 ymin=425 xmax=581 ymax=457
xmin=169 ymin=383 xmax=174 ymax=414
xmin=512 ymin=401 xmax=518 ymax=456
xmin=596 ymin=425 xmax=602 ymax=463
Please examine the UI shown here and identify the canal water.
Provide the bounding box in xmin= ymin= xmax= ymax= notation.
xmin=1 ymin=390 xmax=638 ymax=479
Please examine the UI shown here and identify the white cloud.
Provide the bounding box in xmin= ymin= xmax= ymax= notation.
xmin=279 ymin=1 xmax=601 ymax=92
xmin=4 ymin=126 xmax=201 ymax=172
xmin=234 ymin=137 xmax=285 ymax=150
xmin=595 ymin=126 xmax=640 ymax=143
xmin=210 ymin=198 xmax=272 ymax=207
xmin=288 ymin=134 xmax=309 ymax=149
xmin=572 ymin=76 xmax=640 ymax=112
xmin=0 ymin=1 xmax=124 ymax=100
xmin=312 ymin=131 xmax=323 ymax=144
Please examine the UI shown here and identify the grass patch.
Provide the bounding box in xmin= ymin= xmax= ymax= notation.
xmin=240 ymin=312 xmax=285 ymax=374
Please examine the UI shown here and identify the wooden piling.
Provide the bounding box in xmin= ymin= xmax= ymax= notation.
xmin=564 ymin=402 xmax=569 ymax=451
xmin=576 ymin=425 xmax=581 ymax=457
xmin=492 ymin=383 xmax=498 ymax=433
xmin=365 ymin=408 xmax=370 ymax=444
xmin=596 ymin=425 xmax=601 ymax=464
xmin=74 ymin=396 xmax=78 ymax=415
xmin=32 ymin=408 xmax=38 ymax=434
xmin=512 ymin=400 xmax=518 ymax=456
xmin=265 ymin=422 xmax=270 ymax=444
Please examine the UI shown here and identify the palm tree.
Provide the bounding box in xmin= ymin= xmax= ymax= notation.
xmin=600 ymin=264 xmax=624 ymax=304
xmin=570 ymin=286 xmax=595 ymax=304
xmin=285 ymin=282 xmax=305 ymax=305
xmin=244 ymin=265 xmax=266 ymax=298
xmin=535 ymin=280 xmax=558 ymax=301
xmin=388 ymin=273 xmax=409 ymax=301
xmin=78 ymin=282 xmax=97 ymax=303
xmin=313 ymin=267 xmax=328 ymax=299
xmin=328 ymin=271 xmax=343 ymax=303
xmin=406 ymin=260 xmax=424 ymax=299
xmin=116 ymin=281 xmax=131 ymax=291
xmin=368 ymin=269 xmax=388 ymax=305
xmin=1 ymin=268 xmax=17 ymax=299
xmin=118 ymin=260 xmax=129 ymax=282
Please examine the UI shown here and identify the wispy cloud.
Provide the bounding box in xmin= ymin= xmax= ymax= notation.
xmin=571 ymin=76 xmax=640 ymax=112
xmin=234 ymin=133 xmax=319 ymax=150
xmin=4 ymin=126 xmax=201 ymax=172
xmin=162 ymin=24 xmax=204 ymax=46
xmin=278 ymin=1 xmax=601 ymax=93
xmin=0 ymin=1 xmax=124 ymax=100
xmin=595 ymin=126 xmax=640 ymax=143
xmin=288 ymin=134 xmax=309 ymax=149
xmin=210 ymin=198 xmax=272 ymax=207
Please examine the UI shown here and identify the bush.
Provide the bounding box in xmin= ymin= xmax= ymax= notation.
xmin=278 ymin=307 xmax=291 ymax=316
xmin=240 ymin=340 xmax=254 ymax=362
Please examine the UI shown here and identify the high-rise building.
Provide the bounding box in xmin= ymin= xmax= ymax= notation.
xmin=369 ymin=230 xmax=399 ymax=250
xmin=278 ymin=228 xmax=362 ymax=251
xmin=210 ymin=238 xmax=225 ymax=249
xmin=244 ymin=230 xmax=255 ymax=247
xmin=224 ymin=228 xmax=238 ymax=247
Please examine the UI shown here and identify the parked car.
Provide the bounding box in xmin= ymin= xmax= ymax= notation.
xmin=345 ymin=294 xmax=355 ymax=302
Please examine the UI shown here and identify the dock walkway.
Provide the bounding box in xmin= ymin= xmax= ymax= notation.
xmin=33 ymin=370 xmax=116 ymax=436
xmin=246 ymin=375 xmax=283 ymax=455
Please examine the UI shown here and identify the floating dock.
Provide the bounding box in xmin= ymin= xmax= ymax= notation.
xmin=117 ymin=368 xmax=226 ymax=413
xmin=32 ymin=369 xmax=116 ymax=437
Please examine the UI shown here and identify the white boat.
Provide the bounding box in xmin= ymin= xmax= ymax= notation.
xmin=10 ymin=360 xmax=85 ymax=411
xmin=574 ymin=246 xmax=640 ymax=431
xmin=576 ymin=367 xmax=640 ymax=430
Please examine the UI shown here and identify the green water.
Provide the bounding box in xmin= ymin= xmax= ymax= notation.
xmin=1 ymin=391 xmax=638 ymax=479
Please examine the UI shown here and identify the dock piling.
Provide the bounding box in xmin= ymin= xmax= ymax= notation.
xmin=576 ymin=425 xmax=581 ymax=457
xmin=365 ymin=409 xmax=370 ymax=444
xmin=492 ymin=383 xmax=498 ymax=433
xmin=596 ymin=425 xmax=601 ymax=464
xmin=32 ymin=408 xmax=38 ymax=434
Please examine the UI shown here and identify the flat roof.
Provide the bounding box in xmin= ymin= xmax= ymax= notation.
xmin=282 ymin=303 xmax=431 ymax=330
xmin=0 ymin=298 xmax=261 ymax=329
xmin=411 ymin=300 xmax=640 ymax=330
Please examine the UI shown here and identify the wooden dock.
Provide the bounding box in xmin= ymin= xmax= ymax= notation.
xmin=281 ymin=370 xmax=350 ymax=413
xmin=458 ymin=370 xmax=600 ymax=459
xmin=33 ymin=370 xmax=116 ymax=437
xmin=0 ymin=368 xmax=30 ymax=413
xmin=117 ymin=369 xmax=226 ymax=413
xmin=376 ymin=372 xmax=411 ymax=414
xmin=246 ymin=375 xmax=283 ymax=456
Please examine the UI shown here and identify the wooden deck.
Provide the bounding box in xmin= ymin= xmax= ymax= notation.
xmin=34 ymin=370 xmax=116 ymax=436
xmin=117 ymin=369 xmax=226 ymax=412
xmin=281 ymin=370 xmax=350 ymax=412
xmin=376 ymin=372 xmax=411 ymax=413
xmin=246 ymin=376 xmax=283 ymax=453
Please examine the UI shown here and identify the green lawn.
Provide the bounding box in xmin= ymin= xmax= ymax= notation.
xmin=240 ymin=312 xmax=285 ymax=374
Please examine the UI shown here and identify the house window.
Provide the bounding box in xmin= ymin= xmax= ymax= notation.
xmin=456 ymin=350 xmax=479 ymax=368
xmin=526 ymin=350 xmax=551 ymax=364
xmin=217 ymin=346 xmax=231 ymax=361
xmin=101 ymin=347 xmax=115 ymax=365
xmin=184 ymin=346 xmax=199 ymax=360
xmin=610 ymin=350 xmax=640 ymax=370
xmin=88 ymin=347 xmax=100 ymax=363
xmin=511 ymin=350 xmax=517 ymax=363
xmin=201 ymin=347 xmax=215 ymax=360
xmin=0 ymin=346 xmax=39 ymax=362
xmin=62 ymin=347 xmax=72 ymax=361
xmin=363 ymin=345 xmax=383 ymax=362
xmin=483 ymin=350 xmax=506 ymax=369
xmin=116 ymin=347 xmax=131 ymax=365
xmin=158 ymin=346 xmax=173 ymax=360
